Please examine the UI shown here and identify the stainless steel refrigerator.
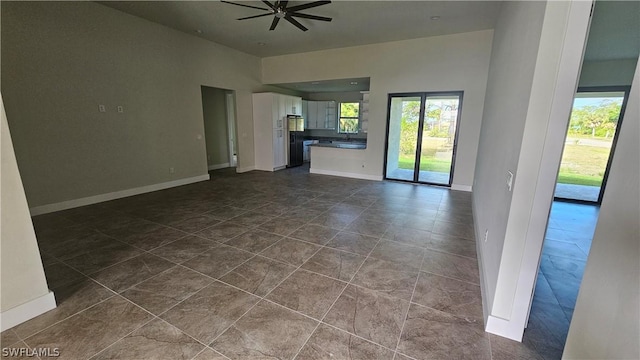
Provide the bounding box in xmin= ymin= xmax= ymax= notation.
xmin=287 ymin=115 xmax=305 ymax=167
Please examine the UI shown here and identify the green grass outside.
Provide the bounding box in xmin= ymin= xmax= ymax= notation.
xmin=394 ymin=142 xmax=611 ymax=187
xmin=398 ymin=156 xmax=451 ymax=173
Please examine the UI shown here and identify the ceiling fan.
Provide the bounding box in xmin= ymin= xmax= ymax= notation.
xmin=221 ymin=0 xmax=332 ymax=32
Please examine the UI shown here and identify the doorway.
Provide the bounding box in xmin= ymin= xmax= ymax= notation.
xmin=554 ymin=87 xmax=630 ymax=203
xmin=384 ymin=92 xmax=462 ymax=186
xmin=201 ymin=86 xmax=238 ymax=170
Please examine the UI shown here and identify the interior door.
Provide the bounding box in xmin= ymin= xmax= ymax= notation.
xmin=384 ymin=92 xmax=462 ymax=186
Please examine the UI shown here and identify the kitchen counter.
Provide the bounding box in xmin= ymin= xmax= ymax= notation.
xmin=310 ymin=142 xmax=366 ymax=150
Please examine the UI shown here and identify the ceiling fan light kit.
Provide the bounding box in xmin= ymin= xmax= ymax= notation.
xmin=221 ymin=0 xmax=332 ymax=32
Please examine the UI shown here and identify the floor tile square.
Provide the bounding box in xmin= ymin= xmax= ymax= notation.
xmin=195 ymin=221 xmax=251 ymax=242
xmin=323 ymin=285 xmax=408 ymax=349
xmin=325 ymin=231 xmax=378 ymax=256
xmin=351 ymin=257 xmax=419 ymax=301
xmin=259 ymin=238 xmax=321 ymax=266
xmin=344 ymin=218 xmax=390 ymax=237
xmin=301 ymin=247 xmax=366 ymax=281
xmin=24 ymin=296 xmax=153 ymax=360
xmin=91 ymin=319 xmax=204 ymax=360
xmin=150 ymin=235 xmax=218 ymax=264
xmin=121 ymin=266 xmax=213 ymax=315
xmin=368 ymin=240 xmax=424 ymax=269
xmin=160 ymin=281 xmax=259 ymax=344
xmin=257 ymin=217 xmax=303 ymax=236
xmin=289 ymin=224 xmax=339 ymax=245
xmin=211 ymin=301 xmax=317 ymax=359
xmin=383 ymin=225 xmax=432 ymax=248
xmin=412 ymin=272 xmax=483 ymax=322
xmin=397 ymin=303 xmax=490 ymax=360
xmin=182 ymin=245 xmax=254 ymax=279
xmin=266 ymin=269 xmax=346 ymax=319
xmin=296 ymin=324 xmax=394 ymax=360
xmin=12 ymin=280 xmax=113 ymax=339
xmin=219 ymin=256 xmax=296 ymax=296
xmin=421 ymin=250 xmax=479 ymax=285
xmin=223 ymin=229 xmax=283 ymax=253
xmin=88 ymin=253 xmax=175 ymax=293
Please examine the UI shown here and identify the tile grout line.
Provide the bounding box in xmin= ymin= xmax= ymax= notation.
xmin=287 ymin=199 xmax=383 ymax=360
xmin=205 ymin=238 xmax=328 ymax=352
xmin=392 ymin=248 xmax=426 ymax=359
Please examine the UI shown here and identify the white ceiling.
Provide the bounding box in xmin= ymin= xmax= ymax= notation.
xmin=98 ymin=1 xmax=502 ymax=57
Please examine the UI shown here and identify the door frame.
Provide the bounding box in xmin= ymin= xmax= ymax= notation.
xmin=554 ymin=85 xmax=631 ymax=204
xmin=225 ymin=91 xmax=238 ymax=167
xmin=383 ymin=91 xmax=464 ymax=187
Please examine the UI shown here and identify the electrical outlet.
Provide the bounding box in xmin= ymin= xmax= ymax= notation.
xmin=484 ymin=229 xmax=489 ymax=243
xmin=98 ymin=105 xmax=106 ymax=113
xmin=170 ymin=167 xmax=175 ymax=174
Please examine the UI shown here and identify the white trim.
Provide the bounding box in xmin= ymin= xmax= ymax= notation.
xmin=0 ymin=291 xmax=56 ymax=331
xmin=29 ymin=175 xmax=210 ymax=216
xmin=208 ymin=163 xmax=230 ymax=171
xmin=451 ymin=184 xmax=473 ymax=192
xmin=310 ymin=168 xmax=383 ymax=181
xmin=235 ymin=166 xmax=255 ymax=173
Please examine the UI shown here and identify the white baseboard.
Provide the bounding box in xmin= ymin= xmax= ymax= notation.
xmin=235 ymin=166 xmax=255 ymax=173
xmin=29 ymin=175 xmax=210 ymax=216
xmin=310 ymin=168 xmax=383 ymax=181
xmin=451 ymin=184 xmax=473 ymax=192
xmin=208 ymin=163 xmax=230 ymax=171
xmin=0 ymin=291 xmax=56 ymax=331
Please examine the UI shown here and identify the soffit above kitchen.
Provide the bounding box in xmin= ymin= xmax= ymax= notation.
xmin=97 ymin=1 xmax=502 ymax=57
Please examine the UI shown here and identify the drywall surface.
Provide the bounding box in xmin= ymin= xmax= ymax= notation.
xmin=579 ymin=58 xmax=639 ymax=87
xmin=201 ymin=87 xmax=230 ymax=167
xmin=473 ymin=0 xmax=591 ymax=340
xmin=1 ymin=1 xmax=264 ymax=208
xmin=262 ymin=30 xmax=493 ymax=187
xmin=472 ymin=0 xmax=546 ymax=316
xmin=0 ymin=95 xmax=50 ymax=312
xmin=563 ymin=59 xmax=639 ymax=360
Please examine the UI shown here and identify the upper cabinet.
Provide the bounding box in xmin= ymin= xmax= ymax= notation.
xmin=303 ymin=100 xmax=336 ymax=130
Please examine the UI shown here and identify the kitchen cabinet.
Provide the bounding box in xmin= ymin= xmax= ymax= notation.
xmin=304 ymin=100 xmax=337 ymax=129
xmin=253 ymin=92 xmax=302 ymax=171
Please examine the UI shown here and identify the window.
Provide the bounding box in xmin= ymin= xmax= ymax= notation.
xmin=338 ymin=102 xmax=360 ymax=133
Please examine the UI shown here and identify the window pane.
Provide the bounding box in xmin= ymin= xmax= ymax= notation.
xmin=340 ymin=102 xmax=359 ymax=117
xmin=339 ymin=118 xmax=358 ymax=133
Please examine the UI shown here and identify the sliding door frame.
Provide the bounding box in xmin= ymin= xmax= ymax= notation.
xmin=383 ymin=91 xmax=464 ymax=187
xmin=554 ymin=85 xmax=631 ymax=204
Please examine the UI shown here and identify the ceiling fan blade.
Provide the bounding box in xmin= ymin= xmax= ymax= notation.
xmin=289 ymin=12 xmax=332 ymax=22
xmin=269 ymin=16 xmax=280 ymax=30
xmin=285 ymin=14 xmax=308 ymax=31
xmin=238 ymin=13 xmax=273 ymax=20
xmin=261 ymin=0 xmax=276 ymax=10
xmin=279 ymin=1 xmax=288 ymax=8
xmin=220 ymin=1 xmax=270 ymax=11
xmin=286 ymin=0 xmax=331 ymax=13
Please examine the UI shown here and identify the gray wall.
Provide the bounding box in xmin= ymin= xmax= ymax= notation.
xmin=563 ymin=59 xmax=639 ymax=360
xmin=201 ymin=87 xmax=230 ymax=167
xmin=472 ymin=0 xmax=546 ymax=313
xmin=262 ymin=30 xmax=493 ymax=187
xmin=0 ymin=1 xmax=264 ymax=208
xmin=1 ymin=96 xmax=50 ymax=315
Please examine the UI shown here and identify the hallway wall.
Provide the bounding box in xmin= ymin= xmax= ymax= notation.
xmin=201 ymin=87 xmax=230 ymax=169
xmin=563 ymin=58 xmax=639 ymax=360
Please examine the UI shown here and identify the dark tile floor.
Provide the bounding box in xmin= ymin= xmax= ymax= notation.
xmin=2 ymin=166 xmax=557 ymax=359
xmin=521 ymin=201 xmax=598 ymax=359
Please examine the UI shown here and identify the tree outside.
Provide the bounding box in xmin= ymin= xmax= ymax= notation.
xmin=397 ymin=99 xmax=458 ymax=174
xmin=558 ymin=96 xmax=623 ymax=187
